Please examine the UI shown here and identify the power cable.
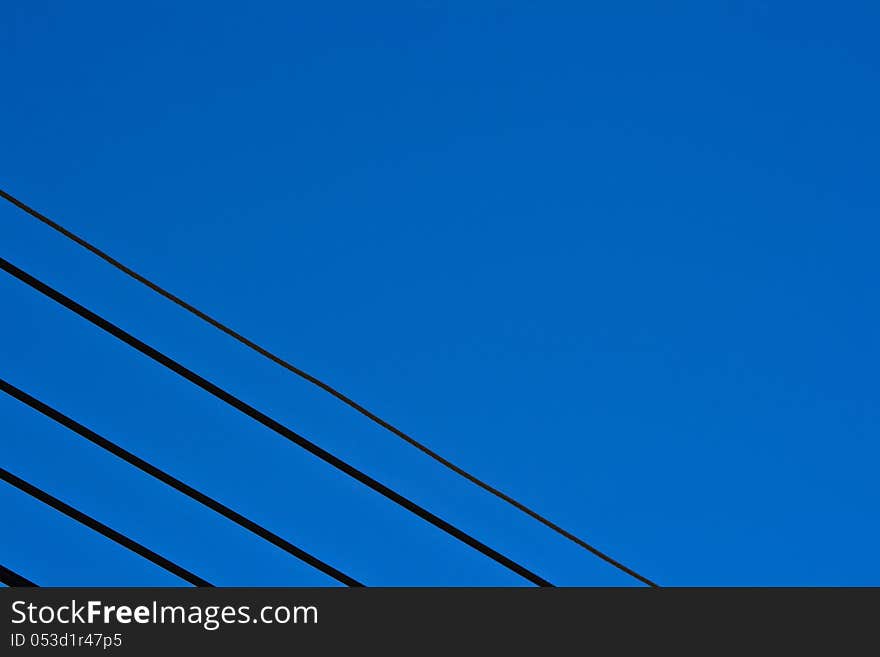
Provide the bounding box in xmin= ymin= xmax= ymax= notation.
xmin=0 ymin=564 xmax=37 ymax=587
xmin=0 ymin=467 xmax=211 ymax=586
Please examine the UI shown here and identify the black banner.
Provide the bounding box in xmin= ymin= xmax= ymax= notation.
xmin=1 ymin=588 xmax=876 ymax=654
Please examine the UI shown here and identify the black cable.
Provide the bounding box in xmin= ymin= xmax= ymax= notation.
xmin=0 ymin=467 xmax=211 ymax=586
xmin=0 ymin=564 xmax=37 ymax=587
xmin=0 ymin=378 xmax=362 ymax=587
xmin=0 ymin=257 xmax=552 ymax=587
xmin=0 ymin=188 xmax=657 ymax=587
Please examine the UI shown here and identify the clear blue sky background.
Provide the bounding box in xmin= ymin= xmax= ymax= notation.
xmin=2 ymin=2 xmax=878 ymax=586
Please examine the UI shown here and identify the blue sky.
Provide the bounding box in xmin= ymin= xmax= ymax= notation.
xmin=1 ymin=2 xmax=878 ymax=586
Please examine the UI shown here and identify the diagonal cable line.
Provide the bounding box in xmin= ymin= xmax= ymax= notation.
xmin=0 ymin=378 xmax=362 ymax=587
xmin=0 ymin=564 xmax=37 ymax=587
xmin=0 ymin=467 xmax=211 ymax=586
xmin=0 ymin=188 xmax=657 ymax=587
xmin=0 ymin=257 xmax=552 ymax=587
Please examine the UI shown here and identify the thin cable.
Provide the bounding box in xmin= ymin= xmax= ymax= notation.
xmin=0 ymin=564 xmax=37 ymax=587
xmin=0 ymin=257 xmax=551 ymax=587
xmin=0 ymin=467 xmax=211 ymax=586
xmin=0 ymin=188 xmax=657 ymax=587
xmin=0 ymin=378 xmax=362 ymax=587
